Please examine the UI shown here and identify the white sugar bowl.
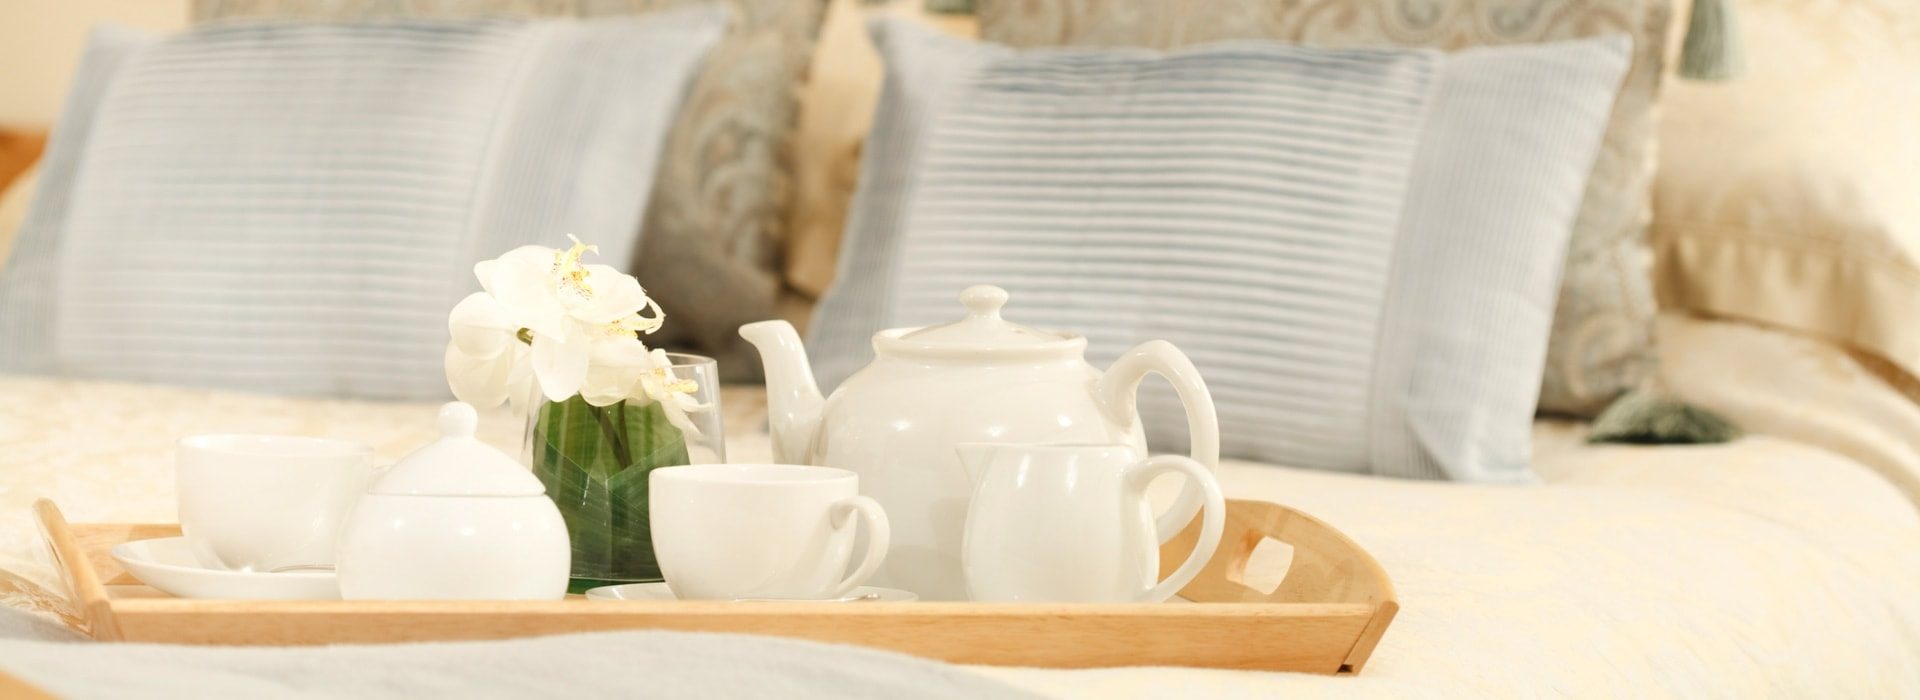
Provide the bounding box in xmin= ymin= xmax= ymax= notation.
xmin=337 ymin=402 xmax=570 ymax=600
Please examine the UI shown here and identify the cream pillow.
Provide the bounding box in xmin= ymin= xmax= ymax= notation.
xmin=783 ymin=0 xmax=976 ymax=315
xmin=1654 ymin=0 xmax=1920 ymax=388
xmin=0 ymin=163 xmax=36 ymax=268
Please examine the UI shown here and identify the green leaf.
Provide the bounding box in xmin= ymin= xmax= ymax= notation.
xmin=624 ymin=399 xmax=691 ymax=468
xmin=529 ymin=397 xmax=691 ymax=591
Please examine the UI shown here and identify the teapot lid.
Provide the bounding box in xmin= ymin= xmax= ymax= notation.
xmin=897 ymin=285 xmax=1067 ymax=348
xmin=367 ymin=402 xmax=546 ymax=497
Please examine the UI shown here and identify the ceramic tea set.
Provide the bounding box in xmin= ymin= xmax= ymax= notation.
xmin=739 ymin=285 xmax=1225 ymax=601
xmin=114 ymin=285 xmax=1227 ymax=604
xmin=117 ymin=403 xmax=572 ymax=601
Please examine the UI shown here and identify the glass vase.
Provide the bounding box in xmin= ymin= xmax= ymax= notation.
xmin=522 ymin=352 xmax=724 ymax=593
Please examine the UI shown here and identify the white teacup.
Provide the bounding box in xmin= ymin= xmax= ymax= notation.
xmin=176 ymin=434 xmax=375 ymax=572
xmin=650 ymin=464 xmax=889 ymax=600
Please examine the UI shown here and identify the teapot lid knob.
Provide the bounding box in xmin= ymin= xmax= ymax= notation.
xmin=437 ymin=401 xmax=479 ymax=438
xmin=960 ymin=285 xmax=1009 ymax=319
xmin=895 ymin=284 xmax=1068 ymax=349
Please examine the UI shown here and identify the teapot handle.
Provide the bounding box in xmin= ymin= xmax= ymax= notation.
xmin=1095 ymin=341 xmax=1220 ymax=544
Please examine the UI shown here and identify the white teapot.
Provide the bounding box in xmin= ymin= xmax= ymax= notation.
xmin=740 ymin=285 xmax=1219 ymax=600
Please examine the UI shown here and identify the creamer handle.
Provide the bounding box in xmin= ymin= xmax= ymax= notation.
xmin=1126 ymin=456 xmax=1226 ymax=603
xmin=1096 ymin=340 xmax=1220 ymax=543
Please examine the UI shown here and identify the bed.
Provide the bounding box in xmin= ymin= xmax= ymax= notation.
xmin=5 ymin=0 xmax=1920 ymax=693
xmin=5 ymin=312 xmax=1919 ymax=696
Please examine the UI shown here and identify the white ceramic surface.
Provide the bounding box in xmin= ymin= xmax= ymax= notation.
xmin=363 ymin=402 xmax=546 ymax=498
xmin=649 ymin=464 xmax=889 ymax=601
xmin=111 ymin=537 xmax=340 ymax=600
xmin=583 ymin=582 xmax=917 ymax=603
xmin=175 ymin=433 xmax=374 ymax=573
xmin=335 ymin=403 xmax=570 ymax=600
xmin=957 ymin=443 xmax=1226 ymax=603
xmin=336 ymin=494 xmax=569 ymax=600
xmin=740 ymin=285 xmax=1221 ymax=600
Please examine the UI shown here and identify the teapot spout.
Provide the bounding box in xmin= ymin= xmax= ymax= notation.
xmin=739 ymin=320 xmax=824 ymax=464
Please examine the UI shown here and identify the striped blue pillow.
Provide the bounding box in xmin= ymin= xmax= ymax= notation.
xmin=809 ymin=20 xmax=1628 ymax=482
xmin=0 ymin=11 xmax=724 ymax=399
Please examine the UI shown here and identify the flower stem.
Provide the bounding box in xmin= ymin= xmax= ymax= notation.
xmin=614 ymin=400 xmax=633 ymax=466
xmin=591 ymin=404 xmax=632 ymax=468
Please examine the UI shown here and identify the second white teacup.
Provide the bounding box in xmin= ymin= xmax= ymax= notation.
xmin=650 ymin=464 xmax=889 ymax=601
xmin=177 ymin=434 xmax=375 ymax=573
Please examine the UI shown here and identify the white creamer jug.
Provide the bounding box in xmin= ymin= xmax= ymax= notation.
xmin=956 ymin=443 xmax=1225 ymax=603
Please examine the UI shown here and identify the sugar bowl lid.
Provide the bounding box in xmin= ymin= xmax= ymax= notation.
xmin=367 ymin=402 xmax=545 ymax=497
xmin=897 ymin=285 xmax=1070 ymax=349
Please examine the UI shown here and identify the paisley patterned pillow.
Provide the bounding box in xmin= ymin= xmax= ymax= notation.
xmin=975 ymin=0 xmax=1678 ymax=416
xmin=191 ymin=0 xmax=829 ymax=380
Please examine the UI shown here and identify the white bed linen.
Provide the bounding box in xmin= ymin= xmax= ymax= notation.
xmin=988 ymin=436 xmax=1920 ymax=696
xmin=3 ymin=312 xmax=1919 ymax=696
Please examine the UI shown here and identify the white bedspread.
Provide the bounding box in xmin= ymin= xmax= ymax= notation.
xmin=3 ymin=314 xmax=1919 ymax=696
xmin=989 ymin=435 xmax=1920 ymax=696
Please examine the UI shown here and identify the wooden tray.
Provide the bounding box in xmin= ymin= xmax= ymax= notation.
xmin=34 ymin=498 xmax=1396 ymax=673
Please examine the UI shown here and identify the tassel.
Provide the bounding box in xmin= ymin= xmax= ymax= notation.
xmin=923 ymin=0 xmax=975 ymax=14
xmin=1679 ymin=0 xmax=1745 ymax=81
xmin=1587 ymin=388 xmax=1741 ymax=445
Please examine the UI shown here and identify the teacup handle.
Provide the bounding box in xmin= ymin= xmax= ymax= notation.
xmin=827 ymin=495 xmax=890 ymax=599
xmin=1126 ymin=455 xmax=1226 ymax=603
xmin=1096 ymin=341 xmax=1219 ymax=544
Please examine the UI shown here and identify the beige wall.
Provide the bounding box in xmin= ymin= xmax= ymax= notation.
xmin=0 ymin=0 xmax=190 ymax=127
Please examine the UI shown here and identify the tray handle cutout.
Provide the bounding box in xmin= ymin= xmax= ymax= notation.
xmin=1158 ymin=499 xmax=1398 ymax=673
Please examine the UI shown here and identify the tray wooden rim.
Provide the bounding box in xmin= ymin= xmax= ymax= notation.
xmin=34 ymin=498 xmax=1396 ymax=673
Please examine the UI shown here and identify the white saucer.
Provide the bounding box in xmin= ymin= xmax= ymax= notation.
xmin=584 ymin=582 xmax=917 ymax=603
xmin=111 ymin=537 xmax=340 ymax=600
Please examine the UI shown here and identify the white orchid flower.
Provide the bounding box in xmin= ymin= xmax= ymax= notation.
xmin=579 ymin=333 xmax=650 ymax=408
xmin=450 ymin=236 xmax=663 ymax=406
xmin=444 ymin=291 xmax=539 ymax=409
xmin=575 ymin=338 xmax=706 ymax=438
xmin=635 ymin=347 xmax=708 ymax=439
xmin=445 ymin=338 xmax=535 ymax=413
xmin=548 ymin=236 xmax=655 ymax=326
xmin=473 ymin=246 xmax=566 ymax=339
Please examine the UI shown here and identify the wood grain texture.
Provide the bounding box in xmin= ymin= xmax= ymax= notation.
xmin=33 ymin=500 xmax=122 ymax=641
xmin=1160 ymin=499 xmax=1398 ymax=672
xmin=0 ymin=667 xmax=56 ymax=700
xmin=0 ymin=128 xmax=45 ymax=196
xmin=69 ymin=522 xmax=179 ymax=587
xmin=104 ymin=599 xmax=1372 ymax=670
xmin=37 ymin=499 xmax=1397 ymax=673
